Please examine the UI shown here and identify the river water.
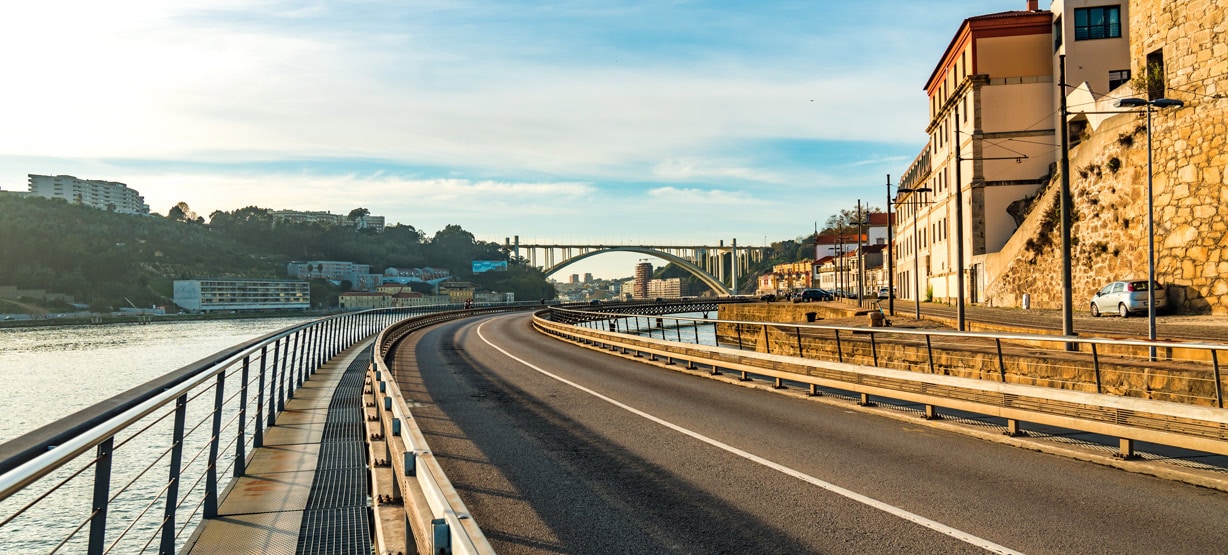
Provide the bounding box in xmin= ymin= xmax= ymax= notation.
xmin=0 ymin=317 xmax=312 ymax=445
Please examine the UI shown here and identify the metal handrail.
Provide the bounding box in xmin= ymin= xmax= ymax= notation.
xmin=0 ymin=304 xmax=465 ymax=554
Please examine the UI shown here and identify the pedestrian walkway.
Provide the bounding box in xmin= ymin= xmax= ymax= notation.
xmin=183 ymin=340 xmax=374 ymax=555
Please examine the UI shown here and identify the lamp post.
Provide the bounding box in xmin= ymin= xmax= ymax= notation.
xmin=1113 ymin=96 xmax=1184 ymax=356
xmin=898 ymin=187 xmax=932 ymax=319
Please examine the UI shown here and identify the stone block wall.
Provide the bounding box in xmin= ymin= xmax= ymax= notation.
xmin=983 ymin=0 xmax=1228 ymax=314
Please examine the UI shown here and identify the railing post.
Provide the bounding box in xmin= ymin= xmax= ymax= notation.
xmin=870 ymin=333 xmax=879 ymax=366
xmin=736 ymin=324 xmax=743 ymax=350
xmin=205 ymin=371 xmax=226 ymax=519
xmin=280 ymin=333 xmax=291 ymax=404
xmin=160 ymin=394 xmax=188 ymax=555
xmin=256 ymin=347 xmax=267 ymax=448
xmin=835 ymin=330 xmax=844 ymax=363
xmin=292 ymin=330 xmax=303 ymax=390
xmin=996 ymin=338 xmax=1006 ymax=382
xmin=87 ymin=437 xmax=114 ymax=555
xmin=1092 ymin=343 xmax=1102 ymax=394
xmin=237 ymin=356 xmax=249 ymax=476
xmin=762 ymin=324 xmax=770 ymax=354
xmin=925 ymin=335 xmax=935 ymax=373
xmin=1213 ymin=349 xmax=1224 ymax=409
xmin=795 ymin=326 xmax=803 ymax=357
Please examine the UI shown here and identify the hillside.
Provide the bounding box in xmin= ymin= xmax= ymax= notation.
xmin=0 ymin=196 xmax=555 ymax=310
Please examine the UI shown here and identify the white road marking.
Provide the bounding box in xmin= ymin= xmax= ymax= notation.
xmin=477 ymin=321 xmax=1023 ymax=554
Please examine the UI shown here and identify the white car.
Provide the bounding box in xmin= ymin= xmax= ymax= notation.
xmin=1090 ymin=280 xmax=1167 ymax=317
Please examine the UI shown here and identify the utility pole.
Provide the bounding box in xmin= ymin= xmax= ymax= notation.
xmin=886 ymin=174 xmax=895 ymax=315
xmin=856 ymin=200 xmax=865 ymax=304
xmin=954 ymin=101 xmax=966 ymax=331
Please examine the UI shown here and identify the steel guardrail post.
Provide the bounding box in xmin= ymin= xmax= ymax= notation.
xmin=835 ymin=330 xmax=844 ymax=362
xmin=236 ymin=356 xmax=249 ymax=477
xmin=86 ymin=436 xmax=113 ymax=555
xmin=205 ymin=371 xmax=225 ymax=519
xmin=871 ymin=332 xmax=879 ymax=366
xmin=160 ymin=394 xmax=188 ymax=555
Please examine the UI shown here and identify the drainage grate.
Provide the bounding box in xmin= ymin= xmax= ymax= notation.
xmin=297 ymin=345 xmax=374 ymax=554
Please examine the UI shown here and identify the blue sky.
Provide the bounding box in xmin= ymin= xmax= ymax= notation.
xmin=0 ymin=0 xmax=1034 ymax=278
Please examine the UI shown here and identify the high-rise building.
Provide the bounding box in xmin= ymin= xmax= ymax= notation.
xmin=569 ymin=274 xmax=580 ymax=284
xmin=583 ymin=273 xmax=593 ymax=283
xmin=633 ymin=262 xmax=653 ymax=299
xmin=27 ymin=174 xmax=150 ymax=215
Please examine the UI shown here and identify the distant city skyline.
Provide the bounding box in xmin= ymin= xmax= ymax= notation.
xmin=0 ymin=0 xmax=1035 ymax=279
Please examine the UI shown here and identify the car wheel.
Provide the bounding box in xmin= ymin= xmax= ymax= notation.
xmin=1119 ymin=304 xmax=1129 ymax=318
xmin=1090 ymin=304 xmax=1100 ymax=317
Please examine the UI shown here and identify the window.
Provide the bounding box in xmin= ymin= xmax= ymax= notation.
xmin=1053 ymin=16 xmax=1063 ymax=51
xmin=1108 ymin=69 xmax=1131 ymax=91
xmin=1145 ymin=50 xmax=1166 ymax=100
xmin=1074 ymin=6 xmax=1121 ymax=40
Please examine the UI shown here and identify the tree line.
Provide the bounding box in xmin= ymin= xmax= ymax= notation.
xmin=0 ymin=196 xmax=555 ymax=311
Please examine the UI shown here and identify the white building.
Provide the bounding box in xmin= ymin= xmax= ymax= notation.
xmin=174 ymin=279 xmax=310 ymax=313
xmin=27 ymin=174 xmax=150 ymax=215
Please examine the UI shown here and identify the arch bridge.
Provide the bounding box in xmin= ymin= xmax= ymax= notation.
xmin=500 ymin=238 xmax=768 ymax=296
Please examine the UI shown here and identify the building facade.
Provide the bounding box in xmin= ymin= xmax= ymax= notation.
xmin=896 ymin=4 xmax=1057 ymax=304
xmin=633 ymin=262 xmax=653 ymax=299
xmin=288 ymin=260 xmax=383 ymax=290
xmin=647 ymin=278 xmax=688 ymax=299
xmin=173 ymin=279 xmax=310 ymax=313
xmin=27 ymin=174 xmax=150 ymax=215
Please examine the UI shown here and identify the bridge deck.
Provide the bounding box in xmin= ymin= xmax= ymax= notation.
xmin=183 ymin=339 xmax=375 ymax=555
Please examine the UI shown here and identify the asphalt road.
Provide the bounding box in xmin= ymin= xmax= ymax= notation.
xmin=390 ymin=312 xmax=1228 ymax=554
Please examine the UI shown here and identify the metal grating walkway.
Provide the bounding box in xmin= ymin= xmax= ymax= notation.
xmin=297 ymin=348 xmax=374 ymax=554
xmin=184 ymin=340 xmax=375 ymax=555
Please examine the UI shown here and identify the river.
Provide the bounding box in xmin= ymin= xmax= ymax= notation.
xmin=0 ymin=316 xmax=314 ymax=445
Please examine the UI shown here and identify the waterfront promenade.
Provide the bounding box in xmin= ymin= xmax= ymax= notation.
xmin=183 ymin=339 xmax=375 ymax=554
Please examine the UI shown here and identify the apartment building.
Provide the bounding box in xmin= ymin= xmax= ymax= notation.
xmin=895 ymin=2 xmax=1057 ymax=304
xmin=173 ymin=279 xmax=310 ymax=313
xmin=288 ymin=260 xmax=383 ymax=290
xmin=27 ymin=174 xmax=150 ymax=215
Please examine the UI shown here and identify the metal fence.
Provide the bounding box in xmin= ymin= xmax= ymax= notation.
xmin=0 ymin=304 xmax=466 ymax=554
xmin=542 ymin=307 xmax=1228 ymax=458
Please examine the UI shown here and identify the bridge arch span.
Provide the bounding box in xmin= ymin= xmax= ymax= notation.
xmin=542 ymin=247 xmax=732 ymax=296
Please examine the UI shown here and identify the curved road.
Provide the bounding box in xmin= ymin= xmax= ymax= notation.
xmin=390 ymin=313 xmax=1228 ymax=553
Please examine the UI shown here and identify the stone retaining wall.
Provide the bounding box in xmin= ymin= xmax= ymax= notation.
xmin=716 ymin=303 xmax=1224 ymax=407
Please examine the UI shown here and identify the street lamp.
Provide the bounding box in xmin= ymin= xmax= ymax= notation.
xmin=897 ymin=186 xmax=932 ymax=319
xmin=1113 ymin=97 xmax=1184 ymax=356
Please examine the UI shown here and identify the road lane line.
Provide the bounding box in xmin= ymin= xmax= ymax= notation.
xmin=477 ymin=322 xmax=1023 ymax=554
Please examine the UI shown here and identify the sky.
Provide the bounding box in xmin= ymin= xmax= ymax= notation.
xmin=0 ymin=0 xmax=1035 ymax=279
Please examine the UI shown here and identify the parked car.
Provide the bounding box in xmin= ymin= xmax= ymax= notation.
xmin=877 ymin=287 xmax=894 ymax=299
xmin=796 ymin=289 xmax=834 ymax=302
xmin=1090 ymin=279 xmax=1167 ymax=317
xmin=760 ymin=293 xmax=777 ymax=302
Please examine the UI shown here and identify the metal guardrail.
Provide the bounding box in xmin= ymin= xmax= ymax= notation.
xmin=369 ymin=306 xmax=536 ymax=555
xmin=536 ymin=307 xmax=1228 ymax=459
xmin=0 ymin=303 xmax=483 ymax=554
